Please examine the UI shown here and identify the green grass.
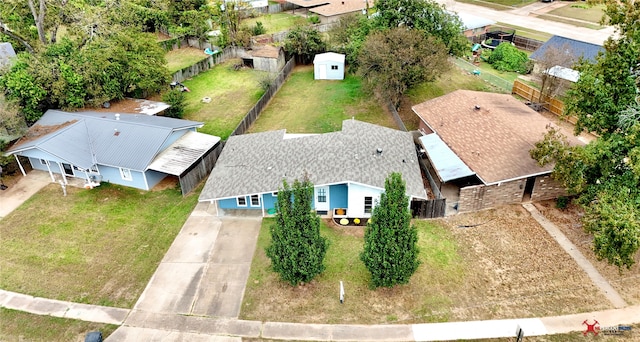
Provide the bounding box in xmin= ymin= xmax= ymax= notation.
xmin=0 ymin=182 xmax=198 ymax=308
xmin=457 ymin=0 xmax=536 ymax=10
xmin=165 ymin=47 xmax=210 ymax=73
xmin=547 ymin=3 xmax=607 ymax=24
xmin=242 ymin=13 xmax=306 ymax=34
xmin=181 ymin=60 xmax=266 ymax=139
xmin=536 ymin=13 xmax=603 ymax=30
xmin=0 ymin=308 xmax=119 ymax=342
xmin=248 ymin=67 xmax=396 ymax=133
xmin=240 ymin=219 xmax=465 ymax=324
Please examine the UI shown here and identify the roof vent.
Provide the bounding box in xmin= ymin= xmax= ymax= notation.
xmin=474 ymin=105 xmax=481 ymax=111
xmin=376 ymin=148 xmax=383 ymax=156
xmin=114 ymin=129 xmax=120 ymax=136
xmin=115 ymin=113 xmax=120 ymax=120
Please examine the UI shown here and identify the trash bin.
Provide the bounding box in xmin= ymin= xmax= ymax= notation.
xmin=85 ymin=331 xmax=102 ymax=342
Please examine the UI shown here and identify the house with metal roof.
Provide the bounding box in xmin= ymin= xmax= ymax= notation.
xmin=198 ymin=119 xmax=426 ymax=217
xmin=412 ymin=90 xmax=584 ymax=213
xmin=530 ymin=35 xmax=603 ymax=64
xmin=5 ymin=110 xmax=221 ymax=195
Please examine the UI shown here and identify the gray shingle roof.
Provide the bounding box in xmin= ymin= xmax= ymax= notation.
xmin=529 ymin=35 xmax=604 ymax=64
xmin=199 ymin=119 xmax=426 ymax=201
xmin=8 ymin=110 xmax=204 ymax=171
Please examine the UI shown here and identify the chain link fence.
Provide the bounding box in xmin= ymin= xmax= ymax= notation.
xmin=452 ymin=57 xmax=514 ymax=92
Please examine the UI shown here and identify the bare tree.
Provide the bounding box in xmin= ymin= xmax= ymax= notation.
xmin=533 ymin=43 xmax=577 ymax=103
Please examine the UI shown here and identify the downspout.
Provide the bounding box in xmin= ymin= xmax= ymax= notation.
xmin=14 ymin=155 xmax=26 ymax=176
xmin=57 ymin=162 xmax=67 ymax=184
xmin=261 ymin=195 xmax=265 ymax=217
xmin=143 ymin=171 xmax=149 ymax=190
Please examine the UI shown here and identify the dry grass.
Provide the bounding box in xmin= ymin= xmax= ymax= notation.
xmin=241 ymin=205 xmax=612 ymax=324
xmin=165 ymin=47 xmax=209 ymax=73
xmin=533 ymin=200 xmax=640 ymax=306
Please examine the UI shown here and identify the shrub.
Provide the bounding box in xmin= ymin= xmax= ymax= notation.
xmin=556 ymin=196 xmax=570 ymax=209
xmin=487 ymin=42 xmax=532 ymax=74
xmin=308 ymin=15 xmax=320 ymax=24
xmin=252 ymin=21 xmax=266 ymax=36
xmin=162 ymin=89 xmax=186 ymax=118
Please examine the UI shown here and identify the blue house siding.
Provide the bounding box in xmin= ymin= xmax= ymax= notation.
xmin=329 ymin=184 xmax=348 ymax=209
xmin=145 ymin=169 xmax=167 ymax=189
xmin=219 ymin=196 xmax=248 ymax=209
xmin=262 ymin=193 xmax=277 ymax=210
xmin=98 ymin=165 xmax=148 ymax=189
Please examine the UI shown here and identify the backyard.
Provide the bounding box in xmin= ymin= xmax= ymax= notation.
xmin=247 ymin=66 xmax=395 ymax=133
xmin=240 ymin=205 xmax=614 ymax=324
xmin=165 ymin=47 xmax=209 ymax=73
xmin=0 ymin=182 xmax=198 ymax=308
xmin=181 ymin=59 xmax=267 ymax=139
xmin=242 ymin=12 xmax=305 ymax=34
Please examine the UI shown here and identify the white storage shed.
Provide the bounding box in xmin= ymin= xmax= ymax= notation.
xmin=313 ymin=52 xmax=345 ymax=80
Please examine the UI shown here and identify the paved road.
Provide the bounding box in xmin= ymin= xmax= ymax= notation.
xmin=443 ymin=0 xmax=616 ymax=45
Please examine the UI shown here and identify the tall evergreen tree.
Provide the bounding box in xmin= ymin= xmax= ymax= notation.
xmin=360 ymin=172 xmax=419 ymax=288
xmin=266 ymin=178 xmax=328 ymax=286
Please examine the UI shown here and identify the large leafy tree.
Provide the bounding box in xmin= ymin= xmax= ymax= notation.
xmin=357 ymin=27 xmax=449 ymax=106
xmin=487 ymin=42 xmax=532 ymax=74
xmin=373 ymin=0 xmax=467 ymax=56
xmin=361 ymin=172 xmax=420 ymax=288
xmin=284 ymin=26 xmax=326 ymax=64
xmin=328 ymin=14 xmax=374 ymax=68
xmin=266 ymin=178 xmax=328 ymax=286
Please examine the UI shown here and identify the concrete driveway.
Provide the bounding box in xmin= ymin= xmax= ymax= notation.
xmin=129 ymin=203 xmax=261 ymax=318
xmin=0 ymin=170 xmax=52 ymax=219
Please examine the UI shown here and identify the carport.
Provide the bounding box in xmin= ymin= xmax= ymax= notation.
xmin=148 ymin=131 xmax=222 ymax=195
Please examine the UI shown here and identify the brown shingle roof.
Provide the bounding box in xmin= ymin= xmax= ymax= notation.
xmin=251 ymin=45 xmax=282 ymax=59
xmin=412 ymin=90 xmax=583 ymax=184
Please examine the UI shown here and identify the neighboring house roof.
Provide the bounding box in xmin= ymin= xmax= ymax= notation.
xmin=314 ymin=52 xmax=345 ymax=64
xmin=310 ymin=0 xmax=368 ymax=16
xmin=547 ymin=65 xmax=580 ymax=82
xmin=7 ymin=110 xmax=205 ymax=171
xmin=418 ymin=134 xmax=475 ymax=183
xmin=199 ymin=119 xmax=426 ymax=201
xmin=455 ymin=12 xmax=495 ymax=31
xmin=251 ymin=45 xmax=282 ymax=59
xmin=0 ymin=42 xmax=16 ymax=67
xmin=529 ymin=35 xmax=604 ymax=63
xmin=287 ymin=0 xmax=330 ymax=8
xmin=412 ymin=90 xmax=583 ymax=185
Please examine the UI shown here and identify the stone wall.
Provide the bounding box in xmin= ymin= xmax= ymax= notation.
xmin=458 ymin=179 xmax=525 ymax=213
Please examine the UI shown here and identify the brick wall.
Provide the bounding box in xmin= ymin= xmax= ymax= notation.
xmin=458 ymin=179 xmax=525 ymax=213
xmin=531 ymin=175 xmax=568 ymax=201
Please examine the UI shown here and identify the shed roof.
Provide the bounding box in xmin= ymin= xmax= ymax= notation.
xmin=251 ymin=45 xmax=282 ymax=59
xmin=314 ymin=52 xmax=345 ymax=64
xmin=418 ymin=134 xmax=475 ymax=182
xmin=0 ymin=42 xmax=16 ymax=67
xmin=199 ymin=119 xmax=426 ymax=201
xmin=412 ymin=90 xmax=583 ymax=185
xmin=286 ymin=0 xmax=329 ymax=7
xmin=529 ymin=35 xmax=603 ymax=63
xmin=310 ymin=0 xmax=368 ymax=16
xmin=148 ymin=131 xmax=220 ymax=176
xmin=7 ymin=110 xmax=206 ymax=171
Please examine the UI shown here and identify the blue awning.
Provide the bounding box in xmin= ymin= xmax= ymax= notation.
xmin=419 ymin=134 xmax=475 ymax=182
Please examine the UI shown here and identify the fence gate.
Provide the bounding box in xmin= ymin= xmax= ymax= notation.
xmin=411 ymin=198 xmax=446 ymax=218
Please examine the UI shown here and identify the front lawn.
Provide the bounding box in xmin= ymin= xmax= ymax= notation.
xmin=241 ymin=218 xmax=465 ymax=324
xmin=181 ymin=60 xmax=267 ymax=139
xmin=0 ymin=308 xmax=119 ymax=342
xmin=241 ymin=206 xmax=610 ymax=324
xmin=547 ymin=3 xmax=607 ymax=25
xmin=248 ymin=66 xmax=395 ymax=133
xmin=0 ymin=183 xmax=198 ymax=308
xmin=242 ymin=13 xmax=306 ymax=34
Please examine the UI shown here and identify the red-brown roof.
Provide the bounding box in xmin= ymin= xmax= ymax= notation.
xmin=251 ymin=45 xmax=282 ymax=59
xmin=412 ymin=90 xmax=583 ymax=184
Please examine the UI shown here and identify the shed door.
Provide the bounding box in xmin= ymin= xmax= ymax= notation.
xmin=314 ymin=186 xmax=329 ymax=211
xmin=318 ymin=65 xmax=327 ymax=79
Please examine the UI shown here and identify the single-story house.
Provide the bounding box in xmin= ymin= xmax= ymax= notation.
xmin=287 ymin=0 xmax=372 ymax=23
xmin=5 ymin=110 xmax=222 ymax=195
xmin=314 ymin=52 xmax=345 ymax=80
xmin=529 ymin=35 xmax=604 ymax=81
xmin=198 ymin=119 xmax=427 ymax=217
xmin=0 ymin=42 xmax=16 ymax=67
xmin=412 ymin=90 xmax=584 ymax=213
xmin=250 ymin=45 xmax=286 ymax=73
xmin=456 ymin=12 xmax=495 ymax=37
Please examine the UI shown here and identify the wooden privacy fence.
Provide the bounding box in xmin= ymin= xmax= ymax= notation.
xmin=229 ymin=58 xmax=295 ymax=136
xmin=179 ymin=142 xmax=224 ymax=196
xmin=171 ymin=46 xmax=245 ymax=83
xmin=411 ymin=198 xmax=446 ymax=219
xmin=511 ymin=79 xmax=576 ymax=123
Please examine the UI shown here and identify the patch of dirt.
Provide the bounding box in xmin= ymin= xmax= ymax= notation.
xmin=533 ymin=200 xmax=640 ymax=306
xmin=439 ymin=205 xmax=610 ymax=320
xmin=326 ymin=219 xmax=365 ymax=238
xmin=155 ymin=31 xmax=172 ymax=41
xmin=151 ymin=176 xmax=179 ymax=192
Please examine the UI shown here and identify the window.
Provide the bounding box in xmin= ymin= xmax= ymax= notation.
xmin=119 ymin=168 xmax=132 ymax=181
xmin=317 ymin=188 xmax=326 ymax=203
xmin=237 ymin=197 xmax=247 ymax=207
xmin=331 ymin=65 xmax=338 ymax=70
xmin=40 ymin=159 xmax=49 ymax=166
xmin=364 ymin=196 xmax=373 ymax=214
xmin=251 ymin=194 xmax=260 ymax=207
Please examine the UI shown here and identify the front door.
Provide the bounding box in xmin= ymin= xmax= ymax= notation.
xmin=314 ymin=186 xmax=329 ymax=212
xmin=62 ymin=163 xmax=74 ymax=176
